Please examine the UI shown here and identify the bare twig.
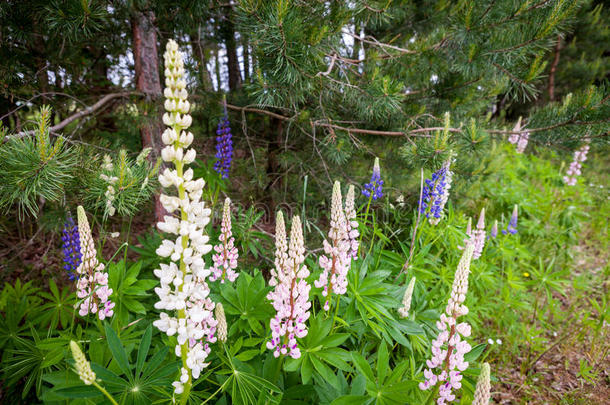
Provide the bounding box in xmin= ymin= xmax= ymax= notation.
xmin=7 ymin=92 xmax=136 ymax=141
xmin=0 ymin=91 xmax=88 ymax=121
xmin=225 ymin=103 xmax=289 ymax=121
xmin=316 ymin=53 xmax=338 ymax=77
xmin=342 ymin=30 xmax=418 ymax=55
xmin=313 ymin=121 xmax=459 ymax=137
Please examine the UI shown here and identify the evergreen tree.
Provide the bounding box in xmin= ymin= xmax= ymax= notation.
xmin=0 ymin=0 xmax=607 ymax=220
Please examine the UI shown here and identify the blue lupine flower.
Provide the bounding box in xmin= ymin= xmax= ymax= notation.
xmin=419 ymin=156 xmax=454 ymax=225
xmin=362 ymin=157 xmax=384 ymax=200
xmin=62 ymin=215 xmax=82 ymax=280
xmin=502 ymin=205 xmax=518 ymax=235
xmin=420 ymin=166 xmax=447 ymax=220
xmin=214 ymin=115 xmax=233 ymax=179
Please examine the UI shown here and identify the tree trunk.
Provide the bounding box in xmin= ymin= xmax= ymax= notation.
xmin=548 ymin=35 xmax=562 ymax=102
xmin=131 ymin=9 xmax=164 ymax=222
xmin=351 ymin=22 xmax=361 ymax=61
xmin=190 ymin=28 xmax=214 ymax=92
xmin=221 ymin=7 xmax=241 ymax=91
xmin=242 ymin=35 xmax=250 ymax=82
xmin=214 ymin=47 xmax=222 ymax=91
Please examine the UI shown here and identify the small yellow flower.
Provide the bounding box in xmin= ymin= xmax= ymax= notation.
xmin=523 ymin=272 xmax=530 ymax=277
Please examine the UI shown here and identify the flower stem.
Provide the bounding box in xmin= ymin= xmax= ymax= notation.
xmin=274 ymin=355 xmax=285 ymax=382
xmin=330 ymin=293 xmax=341 ymax=332
xmin=174 ymin=126 xmax=193 ymax=404
xmin=92 ymin=381 xmax=119 ymax=405
xmin=424 ymin=384 xmax=439 ymax=405
xmin=357 ymin=194 xmax=373 ymax=257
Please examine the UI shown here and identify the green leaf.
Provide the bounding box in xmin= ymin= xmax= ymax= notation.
xmin=91 ymin=363 xmax=129 ymax=388
xmin=136 ymin=325 xmax=152 ymax=377
xmin=377 ymin=341 xmax=389 ymax=384
xmin=236 ymin=349 xmax=260 ymax=362
xmin=464 ymin=343 xmax=486 ymax=363
xmin=141 ymin=347 xmax=169 ymax=377
xmin=319 ymin=333 xmax=349 ymax=347
xmin=104 ymin=324 xmax=132 ymax=381
xmin=122 ymin=297 xmax=147 ymax=314
xmin=283 ymin=357 xmax=301 ymax=372
xmin=52 ymin=385 xmax=103 ymax=398
xmin=330 ymin=395 xmax=370 ymax=405
xmin=351 ymin=374 xmax=366 ymax=396
xmin=301 ymin=355 xmax=314 ymax=384
xmin=310 ymin=356 xmax=337 ymax=388
xmin=351 ymin=352 xmax=375 ymax=382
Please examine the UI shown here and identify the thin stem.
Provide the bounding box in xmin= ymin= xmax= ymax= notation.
xmin=395 ymin=168 xmax=425 ymax=282
xmin=274 ymin=355 xmax=285 ymax=382
xmin=366 ymin=211 xmax=376 ymax=257
xmin=201 ymin=378 xmax=230 ymax=405
xmin=330 ymin=293 xmax=341 ymax=332
xmin=357 ymin=194 xmax=373 ymax=256
xmin=424 ymin=384 xmax=439 ymax=405
xmin=92 ymin=381 xmax=119 ymax=405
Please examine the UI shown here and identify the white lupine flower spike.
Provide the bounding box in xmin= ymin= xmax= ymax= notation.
xmin=420 ymin=244 xmax=475 ymax=404
xmin=472 ymin=363 xmax=492 ymax=405
xmin=215 ymin=303 xmax=227 ymax=343
xmin=266 ymin=214 xmax=312 ymax=359
xmin=472 ymin=208 xmax=486 ymax=260
xmin=344 ymin=185 xmax=359 ymax=260
xmin=314 ymin=181 xmax=352 ymax=311
xmin=70 ymin=341 xmax=96 ymax=385
xmin=153 ymin=39 xmax=217 ymax=398
xmin=75 ymin=206 xmax=114 ymax=320
xmin=398 ymin=277 xmax=416 ymax=319
xmin=210 ymin=198 xmax=239 ymax=283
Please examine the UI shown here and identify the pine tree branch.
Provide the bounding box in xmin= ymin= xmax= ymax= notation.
xmin=225 ymin=103 xmax=290 ymax=121
xmin=312 ymin=122 xmax=456 ymax=137
xmin=7 ymin=92 xmax=137 ymax=141
xmin=492 ymin=63 xmax=528 ymax=86
xmin=488 ymin=119 xmax=610 ymax=135
xmin=225 ymin=104 xmax=609 ymax=140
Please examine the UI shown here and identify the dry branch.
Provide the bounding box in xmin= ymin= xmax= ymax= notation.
xmin=7 ymin=92 xmax=136 ymax=141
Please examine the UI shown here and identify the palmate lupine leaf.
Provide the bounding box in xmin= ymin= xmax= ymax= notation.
xmin=342 ymin=255 xmax=415 ymax=348
xmin=331 ymin=342 xmax=417 ymax=405
xmin=2 ymin=327 xmax=64 ymax=399
xmin=283 ymin=314 xmax=352 ymax=387
xmin=33 ymin=279 xmax=75 ymax=330
xmin=49 ymin=324 xmax=179 ymax=403
xmin=219 ymin=271 xmax=274 ymax=336
xmin=214 ymin=344 xmax=282 ymax=405
xmin=107 ymin=260 xmax=157 ymax=326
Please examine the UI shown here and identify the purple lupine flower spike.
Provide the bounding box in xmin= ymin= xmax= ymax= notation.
xmin=563 ymin=143 xmax=589 ymax=186
xmin=62 ymin=215 xmax=82 ymax=280
xmin=420 ymin=157 xmax=453 ymax=225
xmin=214 ymin=113 xmax=233 ymax=179
xmin=502 ymin=205 xmax=518 ymax=235
xmin=362 ymin=157 xmax=383 ymax=200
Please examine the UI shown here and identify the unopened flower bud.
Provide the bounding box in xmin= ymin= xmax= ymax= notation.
xmin=70 ymin=341 xmax=96 ymax=385
xmin=215 ymin=303 xmax=227 ymax=342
